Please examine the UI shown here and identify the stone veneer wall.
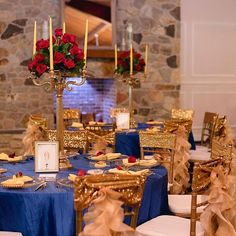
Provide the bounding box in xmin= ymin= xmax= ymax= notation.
xmin=0 ymin=0 xmax=61 ymax=130
xmin=116 ymin=0 xmax=180 ymax=122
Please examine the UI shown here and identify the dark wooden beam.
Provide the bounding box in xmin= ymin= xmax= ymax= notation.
xmin=66 ymin=0 xmax=111 ymax=22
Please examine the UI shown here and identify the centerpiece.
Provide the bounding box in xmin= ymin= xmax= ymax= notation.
xmin=28 ymin=18 xmax=88 ymax=169
xmin=114 ymin=44 xmax=148 ymax=128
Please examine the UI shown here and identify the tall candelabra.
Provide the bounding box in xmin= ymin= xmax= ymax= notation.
xmin=29 ymin=69 xmax=86 ymax=169
xmin=115 ymin=72 xmax=146 ymax=128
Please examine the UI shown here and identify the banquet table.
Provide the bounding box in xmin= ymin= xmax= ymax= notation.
xmin=0 ymin=156 xmax=169 ymax=236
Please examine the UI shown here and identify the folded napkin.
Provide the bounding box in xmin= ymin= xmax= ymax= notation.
xmin=122 ymin=159 xmax=137 ymax=167
xmin=91 ymin=153 xmax=121 ymax=161
xmin=146 ymin=121 xmax=163 ymax=125
xmin=1 ymin=175 xmax=33 ymax=188
xmin=0 ymin=153 xmax=23 ymax=162
xmin=0 ymin=153 xmax=8 ymax=161
xmin=139 ymin=159 xmax=158 ymax=167
xmin=108 ymin=168 xmax=149 ymax=175
xmin=71 ymin=122 xmax=84 ymax=128
xmin=68 ymin=174 xmax=77 ymax=182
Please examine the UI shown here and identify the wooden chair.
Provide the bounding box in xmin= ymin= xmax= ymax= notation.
xmin=200 ymin=112 xmax=218 ymax=146
xmin=136 ymin=158 xmax=225 ymax=236
xmin=171 ymin=108 xmax=194 ymax=120
xmin=45 ymin=129 xmax=88 ymax=154
xmin=74 ymin=174 xmax=147 ymax=235
xmin=139 ymin=131 xmax=176 ymax=192
xmin=63 ymin=109 xmax=80 ymax=129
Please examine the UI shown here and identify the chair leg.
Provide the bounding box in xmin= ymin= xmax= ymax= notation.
xmin=76 ymin=211 xmax=83 ymax=236
xmin=130 ymin=207 xmax=139 ymax=229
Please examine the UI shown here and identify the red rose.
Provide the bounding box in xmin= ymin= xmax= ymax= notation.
xmin=75 ymin=51 xmax=84 ymax=61
xmin=55 ymin=28 xmax=63 ymax=37
xmin=134 ymin=53 xmax=141 ymax=59
xmin=62 ymin=33 xmax=76 ymax=44
xmin=135 ymin=64 xmax=141 ymax=71
xmin=77 ymin=169 xmax=85 ymax=176
xmin=34 ymin=54 xmax=45 ymax=63
xmin=28 ymin=60 xmax=37 ymax=71
xmin=36 ymin=39 xmax=49 ymax=51
xmin=64 ymin=59 xmax=75 ymax=69
xmin=96 ymin=151 xmax=104 ymax=156
xmin=128 ymin=156 xmax=136 ymax=163
xmin=116 ymin=165 xmax=123 ymax=170
xmin=139 ymin=59 xmax=145 ymax=65
xmin=69 ymin=45 xmax=80 ymax=56
xmin=54 ymin=52 xmax=65 ymax=64
xmin=36 ymin=64 xmax=47 ymax=75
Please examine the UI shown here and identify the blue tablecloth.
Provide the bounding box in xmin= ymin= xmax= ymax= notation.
xmin=0 ymin=157 xmax=169 ymax=236
xmin=115 ymin=129 xmax=196 ymax=157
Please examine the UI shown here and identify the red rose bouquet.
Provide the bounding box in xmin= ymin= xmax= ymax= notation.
xmin=28 ymin=28 xmax=85 ymax=78
xmin=115 ymin=49 xmax=145 ymax=75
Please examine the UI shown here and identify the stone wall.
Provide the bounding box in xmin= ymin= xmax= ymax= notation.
xmin=116 ymin=0 xmax=180 ymax=122
xmin=0 ymin=0 xmax=61 ymax=130
xmin=0 ymin=0 xmax=180 ymax=153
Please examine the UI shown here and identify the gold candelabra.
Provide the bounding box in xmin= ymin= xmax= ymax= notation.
xmin=29 ymin=69 xmax=86 ymax=169
xmin=115 ymin=72 xmax=146 ymax=128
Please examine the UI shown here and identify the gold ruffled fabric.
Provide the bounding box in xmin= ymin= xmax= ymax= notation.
xmin=172 ymin=126 xmax=190 ymax=194
xmin=22 ymin=123 xmax=45 ymax=156
xmin=200 ymin=166 xmax=236 ymax=236
xmin=80 ymin=188 xmax=135 ymax=236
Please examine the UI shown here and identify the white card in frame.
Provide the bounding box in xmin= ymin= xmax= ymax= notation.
xmin=35 ymin=141 xmax=59 ymax=172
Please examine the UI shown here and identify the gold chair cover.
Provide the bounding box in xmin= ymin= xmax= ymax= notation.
xmin=171 ymin=108 xmax=194 ymax=120
xmin=79 ymin=188 xmax=135 ymax=236
xmin=63 ymin=109 xmax=80 ymax=128
xmin=74 ymin=174 xmax=147 ymax=234
xmin=45 ymin=129 xmax=88 ymax=153
xmin=164 ymin=119 xmax=193 ymax=135
xmin=139 ymin=131 xmax=176 ymax=193
xmin=200 ymin=166 xmax=236 ymax=236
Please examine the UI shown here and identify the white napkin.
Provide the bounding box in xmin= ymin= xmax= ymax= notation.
xmin=71 ymin=122 xmax=84 ymax=128
xmin=139 ymin=159 xmax=158 ymax=167
xmin=91 ymin=153 xmax=121 ymax=161
xmin=108 ymin=168 xmax=149 ymax=175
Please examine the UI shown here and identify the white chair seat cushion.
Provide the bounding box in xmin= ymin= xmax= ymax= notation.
xmin=168 ymin=194 xmax=207 ymax=214
xmin=136 ymin=215 xmax=204 ymax=236
xmin=0 ymin=232 xmax=22 ymax=236
xmin=189 ymin=147 xmax=211 ymax=161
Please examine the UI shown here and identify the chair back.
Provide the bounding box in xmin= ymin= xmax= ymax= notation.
xmin=74 ymin=174 xmax=147 ymax=234
xmin=171 ymin=108 xmax=194 ymax=120
xmin=29 ymin=113 xmax=48 ymax=129
xmin=211 ymin=115 xmax=227 ymax=140
xmin=190 ymin=158 xmax=225 ymax=236
xmin=45 ymin=129 xmax=88 ymax=153
xmin=63 ymin=109 xmax=80 ymax=129
xmin=139 ymin=131 xmax=176 ymax=192
xmin=200 ymin=112 xmax=218 ymax=146
xmin=164 ymin=119 xmax=193 ymax=135
xmin=211 ymin=138 xmax=232 ymax=172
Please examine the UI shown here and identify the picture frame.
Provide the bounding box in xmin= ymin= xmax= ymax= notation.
xmin=116 ymin=112 xmax=130 ymax=130
xmin=35 ymin=141 xmax=59 ymax=173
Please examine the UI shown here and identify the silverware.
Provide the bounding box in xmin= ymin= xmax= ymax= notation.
xmin=34 ymin=182 xmax=46 ymax=191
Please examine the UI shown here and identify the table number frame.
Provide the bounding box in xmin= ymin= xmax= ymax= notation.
xmin=35 ymin=141 xmax=59 ymax=172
